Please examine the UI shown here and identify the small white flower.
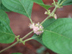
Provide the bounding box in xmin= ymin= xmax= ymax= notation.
xmin=44 ymin=11 xmax=48 ymax=14
xmin=29 ymin=23 xmax=43 ymax=35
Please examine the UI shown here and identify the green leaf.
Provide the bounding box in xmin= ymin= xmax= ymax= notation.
xmin=32 ymin=18 xmax=72 ymax=53
xmin=42 ymin=30 xmax=72 ymax=54
xmin=58 ymin=0 xmax=72 ymax=6
xmin=0 ymin=10 xmax=10 ymax=24
xmin=12 ymin=53 xmax=22 ymax=54
xmin=42 ymin=18 xmax=72 ymax=54
xmin=0 ymin=0 xmax=10 ymax=12
xmin=0 ymin=0 xmax=1 ymax=5
xmin=0 ymin=4 xmax=11 ymax=12
xmin=45 ymin=18 xmax=72 ymax=39
xmin=2 ymin=0 xmax=33 ymax=18
xmin=42 ymin=18 xmax=56 ymax=28
xmin=28 ymin=0 xmax=52 ymax=9
xmin=29 ymin=0 xmax=44 ymax=4
xmin=0 ymin=10 xmax=15 ymax=43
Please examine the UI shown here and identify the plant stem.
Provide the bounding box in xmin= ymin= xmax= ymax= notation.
xmin=24 ymin=38 xmax=33 ymax=42
xmin=58 ymin=0 xmax=61 ymax=4
xmin=0 ymin=42 xmax=19 ymax=53
xmin=52 ymin=6 xmax=57 ymax=14
xmin=24 ymin=36 xmax=38 ymax=42
xmin=21 ymin=31 xmax=33 ymax=40
xmin=30 ymin=18 xmax=33 ymax=23
xmin=41 ymin=16 xmax=51 ymax=24
xmin=41 ymin=6 xmax=57 ymax=24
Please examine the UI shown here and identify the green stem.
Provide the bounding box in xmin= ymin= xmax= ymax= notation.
xmin=24 ymin=36 xmax=38 ymax=42
xmin=24 ymin=38 xmax=33 ymax=42
xmin=21 ymin=31 xmax=33 ymax=40
xmin=53 ymin=0 xmax=55 ymax=4
xmin=51 ymin=6 xmax=57 ymax=15
xmin=0 ymin=42 xmax=19 ymax=53
xmin=41 ymin=6 xmax=57 ymax=24
xmin=30 ymin=18 xmax=33 ymax=23
xmin=41 ymin=16 xmax=51 ymax=24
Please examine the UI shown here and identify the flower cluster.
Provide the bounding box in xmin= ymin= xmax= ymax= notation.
xmin=29 ymin=23 xmax=43 ymax=35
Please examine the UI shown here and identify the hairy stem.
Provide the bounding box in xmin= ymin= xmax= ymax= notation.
xmin=0 ymin=42 xmax=19 ymax=53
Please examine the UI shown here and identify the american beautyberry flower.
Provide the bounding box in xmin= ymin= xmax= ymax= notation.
xmin=29 ymin=23 xmax=43 ymax=35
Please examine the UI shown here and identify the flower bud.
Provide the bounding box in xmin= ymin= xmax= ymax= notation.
xmin=44 ymin=11 xmax=48 ymax=14
xmin=54 ymin=14 xmax=57 ymax=19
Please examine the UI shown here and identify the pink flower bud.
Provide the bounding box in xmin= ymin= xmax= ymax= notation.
xmin=29 ymin=23 xmax=43 ymax=35
xmin=54 ymin=14 xmax=57 ymax=19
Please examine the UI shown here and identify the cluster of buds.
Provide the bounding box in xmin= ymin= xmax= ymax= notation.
xmin=44 ymin=10 xmax=57 ymax=19
xmin=52 ymin=0 xmax=63 ymax=8
xmin=29 ymin=23 xmax=43 ymax=35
